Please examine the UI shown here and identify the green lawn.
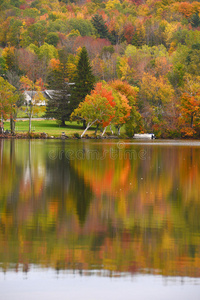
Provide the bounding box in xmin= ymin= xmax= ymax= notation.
xmin=4 ymin=120 xmax=102 ymax=137
xmin=3 ymin=105 xmax=126 ymax=137
xmin=17 ymin=106 xmax=46 ymax=118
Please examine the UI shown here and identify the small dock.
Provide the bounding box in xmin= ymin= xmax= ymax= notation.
xmin=133 ymin=133 xmax=155 ymax=139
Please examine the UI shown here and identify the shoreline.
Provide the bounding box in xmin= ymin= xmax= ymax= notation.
xmin=0 ymin=133 xmax=198 ymax=140
xmin=0 ymin=133 xmax=124 ymax=140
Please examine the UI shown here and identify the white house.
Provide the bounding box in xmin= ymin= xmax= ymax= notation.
xmin=23 ymin=90 xmax=54 ymax=106
xmin=23 ymin=84 xmax=75 ymax=106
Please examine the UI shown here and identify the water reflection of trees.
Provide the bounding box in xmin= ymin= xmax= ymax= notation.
xmin=46 ymin=151 xmax=93 ymax=226
xmin=0 ymin=140 xmax=200 ymax=278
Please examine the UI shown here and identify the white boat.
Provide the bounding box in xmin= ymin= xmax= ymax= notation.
xmin=133 ymin=133 xmax=155 ymax=139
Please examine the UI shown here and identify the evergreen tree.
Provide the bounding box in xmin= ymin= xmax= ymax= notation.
xmin=45 ymin=64 xmax=71 ymax=126
xmin=92 ymin=14 xmax=109 ymax=39
xmin=92 ymin=14 xmax=116 ymax=44
xmin=190 ymin=12 xmax=200 ymax=28
xmin=70 ymin=47 xmax=95 ymax=113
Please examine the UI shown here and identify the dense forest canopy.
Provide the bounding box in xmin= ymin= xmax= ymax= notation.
xmin=1 ymin=0 xmax=200 ymax=137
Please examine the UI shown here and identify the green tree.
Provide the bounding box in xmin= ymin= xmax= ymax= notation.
xmin=0 ymin=57 xmax=7 ymax=77
xmin=10 ymin=0 xmax=22 ymax=7
xmin=37 ymin=43 xmax=58 ymax=62
xmin=70 ymin=47 xmax=95 ymax=119
xmin=92 ymin=14 xmax=109 ymax=39
xmin=186 ymin=43 xmax=200 ymax=76
xmin=6 ymin=70 xmax=24 ymax=134
xmin=45 ymin=62 xmax=72 ymax=126
xmin=0 ymin=77 xmax=16 ymax=134
xmin=45 ymin=32 xmax=59 ymax=47
xmin=190 ymin=12 xmax=200 ymax=28
xmin=7 ymin=19 xmax=22 ymax=47
xmin=168 ymin=62 xmax=185 ymax=91
xmin=67 ymin=18 xmax=96 ymax=37
xmin=2 ymin=46 xmax=16 ymax=71
xmin=27 ymin=21 xmax=47 ymax=46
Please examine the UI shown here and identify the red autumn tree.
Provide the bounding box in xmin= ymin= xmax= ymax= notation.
xmin=179 ymin=93 xmax=200 ymax=137
xmin=178 ymin=74 xmax=200 ymax=137
xmin=71 ymin=82 xmax=116 ymax=137
xmin=123 ymin=23 xmax=135 ymax=44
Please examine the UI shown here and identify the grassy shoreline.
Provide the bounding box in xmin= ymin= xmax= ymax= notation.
xmin=3 ymin=119 xmax=124 ymax=139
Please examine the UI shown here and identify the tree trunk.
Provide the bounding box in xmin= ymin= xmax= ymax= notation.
xmin=0 ymin=139 xmax=3 ymax=165
xmin=117 ymin=126 xmax=121 ymax=135
xmin=81 ymin=124 xmax=90 ymax=138
xmin=81 ymin=120 xmax=98 ymax=138
xmin=191 ymin=113 xmax=194 ymax=128
xmin=95 ymin=124 xmax=99 ymax=135
xmin=29 ymin=92 xmax=34 ymax=133
xmin=10 ymin=115 xmax=15 ymax=134
xmin=101 ymin=126 xmax=107 ymax=136
xmin=0 ymin=112 xmax=4 ymax=134
xmin=82 ymin=119 xmax=86 ymax=129
xmin=29 ymin=112 xmax=32 ymax=133
xmin=110 ymin=125 xmax=113 ymax=135
xmin=61 ymin=118 xmax=66 ymax=127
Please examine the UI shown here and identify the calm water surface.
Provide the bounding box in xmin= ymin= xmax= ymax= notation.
xmin=0 ymin=139 xmax=200 ymax=299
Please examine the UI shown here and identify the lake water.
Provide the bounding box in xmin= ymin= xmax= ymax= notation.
xmin=1 ymin=139 xmax=200 ymax=299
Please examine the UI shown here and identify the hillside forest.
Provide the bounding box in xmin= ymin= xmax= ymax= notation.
xmin=1 ymin=0 xmax=200 ymax=138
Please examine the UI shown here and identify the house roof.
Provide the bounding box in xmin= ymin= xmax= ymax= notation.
xmin=24 ymin=87 xmax=74 ymax=100
xmin=25 ymin=90 xmax=53 ymax=100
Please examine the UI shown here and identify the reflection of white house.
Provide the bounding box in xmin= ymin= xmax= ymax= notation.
xmin=23 ymin=90 xmax=54 ymax=106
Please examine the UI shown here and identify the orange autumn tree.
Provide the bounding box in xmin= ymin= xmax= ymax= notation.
xmin=49 ymin=58 xmax=60 ymax=71
xmin=179 ymin=93 xmax=200 ymax=137
xmin=178 ymin=75 xmax=200 ymax=137
xmin=108 ymin=88 xmax=131 ymax=135
xmin=95 ymin=81 xmax=132 ymax=136
xmin=109 ymin=80 xmax=142 ymax=136
xmin=71 ymin=82 xmax=116 ymax=137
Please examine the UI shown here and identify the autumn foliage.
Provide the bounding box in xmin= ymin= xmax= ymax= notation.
xmin=1 ymin=0 xmax=200 ymax=137
xmin=179 ymin=92 xmax=200 ymax=137
xmin=71 ymin=81 xmax=133 ymax=136
xmin=71 ymin=82 xmax=116 ymax=136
